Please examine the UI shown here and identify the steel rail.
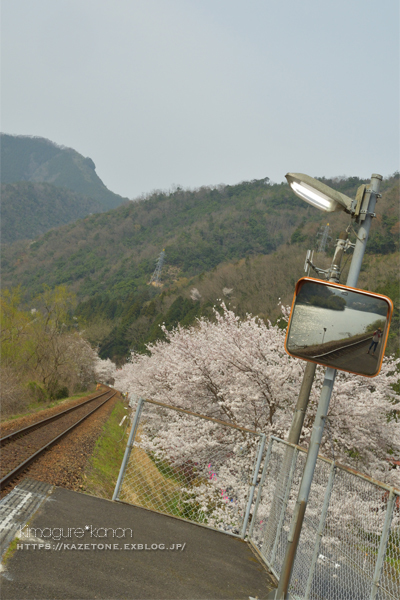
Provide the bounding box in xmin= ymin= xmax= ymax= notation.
xmin=0 ymin=391 xmax=117 ymax=490
xmin=0 ymin=389 xmax=112 ymax=446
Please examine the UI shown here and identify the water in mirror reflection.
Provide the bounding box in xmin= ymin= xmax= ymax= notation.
xmin=286 ymin=281 xmax=390 ymax=376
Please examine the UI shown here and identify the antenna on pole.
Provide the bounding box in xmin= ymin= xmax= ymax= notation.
xmin=303 ymin=223 xmax=333 ymax=278
xmin=149 ymin=249 xmax=165 ymax=287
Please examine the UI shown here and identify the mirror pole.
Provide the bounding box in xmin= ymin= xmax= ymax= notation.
xmin=287 ymin=362 xmax=316 ymax=444
xmin=287 ymin=229 xmax=348 ymax=447
xmin=264 ymin=230 xmax=349 ymax=568
xmin=276 ymin=369 xmax=337 ymax=599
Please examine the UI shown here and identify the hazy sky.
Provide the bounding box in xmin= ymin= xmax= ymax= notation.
xmin=1 ymin=0 xmax=399 ymax=199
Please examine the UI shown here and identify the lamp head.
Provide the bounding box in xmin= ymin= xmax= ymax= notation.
xmin=286 ymin=173 xmax=353 ymax=213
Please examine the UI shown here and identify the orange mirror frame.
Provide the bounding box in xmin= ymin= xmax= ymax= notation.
xmin=284 ymin=278 xmax=393 ymax=377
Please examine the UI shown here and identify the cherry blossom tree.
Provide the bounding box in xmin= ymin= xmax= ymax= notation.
xmin=115 ymin=303 xmax=400 ymax=489
xmin=93 ymin=356 xmax=116 ymax=385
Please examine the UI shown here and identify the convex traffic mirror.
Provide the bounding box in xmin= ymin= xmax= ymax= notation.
xmin=285 ymin=278 xmax=393 ymax=377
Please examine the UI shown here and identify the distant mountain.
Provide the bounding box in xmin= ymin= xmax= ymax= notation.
xmin=1 ymin=182 xmax=104 ymax=244
xmin=0 ymin=134 xmax=128 ymax=211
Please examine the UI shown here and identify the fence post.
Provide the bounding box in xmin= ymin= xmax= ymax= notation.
xmin=369 ymin=489 xmax=396 ymax=600
xmin=304 ymin=461 xmax=336 ymax=599
xmin=112 ymin=398 xmax=145 ymax=501
xmin=241 ymin=433 xmax=266 ymax=539
xmin=269 ymin=448 xmax=299 ymax=568
xmin=248 ymin=437 xmax=274 ymax=539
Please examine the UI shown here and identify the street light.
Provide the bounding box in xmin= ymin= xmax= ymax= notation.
xmin=285 ymin=173 xmax=354 ymax=213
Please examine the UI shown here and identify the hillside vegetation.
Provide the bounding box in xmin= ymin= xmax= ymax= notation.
xmin=1 ymin=134 xmax=127 ymax=211
xmin=2 ymin=174 xmax=399 ymax=363
xmin=1 ymin=182 xmax=104 ymax=243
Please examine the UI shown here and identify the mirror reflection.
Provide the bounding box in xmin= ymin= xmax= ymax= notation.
xmin=285 ymin=280 xmax=392 ymax=377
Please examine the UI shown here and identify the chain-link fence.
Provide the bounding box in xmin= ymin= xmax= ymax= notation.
xmin=112 ymin=401 xmax=399 ymax=598
xmin=248 ymin=436 xmax=400 ymax=600
xmin=113 ymin=398 xmax=266 ymax=538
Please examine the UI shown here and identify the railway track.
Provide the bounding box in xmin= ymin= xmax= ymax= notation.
xmin=312 ymin=335 xmax=372 ymax=360
xmin=0 ymin=389 xmax=117 ymax=490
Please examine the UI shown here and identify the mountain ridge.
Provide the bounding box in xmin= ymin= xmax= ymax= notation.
xmin=0 ymin=134 xmax=128 ymax=211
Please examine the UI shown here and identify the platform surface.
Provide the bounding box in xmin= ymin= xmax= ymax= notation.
xmin=0 ymin=479 xmax=275 ymax=599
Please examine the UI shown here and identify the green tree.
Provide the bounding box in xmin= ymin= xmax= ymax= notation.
xmin=0 ymin=287 xmax=33 ymax=368
xmin=1 ymin=285 xmax=95 ymax=406
xmin=29 ymin=286 xmax=78 ymax=397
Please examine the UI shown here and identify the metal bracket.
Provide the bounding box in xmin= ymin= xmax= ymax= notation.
xmin=352 ymin=184 xmax=366 ymax=219
xmin=359 ymin=210 xmax=376 ymax=218
xmin=343 ymin=239 xmax=356 ymax=251
xmin=366 ymin=189 xmax=382 ymax=198
xmin=306 ymin=259 xmax=328 ymax=278
xmin=334 ymin=238 xmax=355 ymax=252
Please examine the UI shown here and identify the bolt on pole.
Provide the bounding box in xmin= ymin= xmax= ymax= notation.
xmin=275 ymin=174 xmax=382 ymax=599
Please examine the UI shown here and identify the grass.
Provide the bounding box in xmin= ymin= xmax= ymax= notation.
xmin=83 ymin=399 xmax=129 ymax=499
xmin=118 ymin=443 xmax=217 ymax=524
xmin=1 ymin=537 xmax=19 ymax=565
xmin=118 ymin=444 xmax=181 ymax=512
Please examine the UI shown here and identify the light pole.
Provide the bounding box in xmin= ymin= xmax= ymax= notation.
xmin=273 ymin=173 xmax=382 ymax=599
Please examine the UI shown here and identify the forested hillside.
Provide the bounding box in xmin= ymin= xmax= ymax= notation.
xmin=1 ymin=182 xmax=104 ymax=243
xmin=0 ymin=134 xmax=127 ymax=211
xmin=2 ymin=174 xmax=398 ymax=363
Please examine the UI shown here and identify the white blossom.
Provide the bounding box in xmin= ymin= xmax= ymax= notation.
xmin=190 ymin=288 xmax=202 ymax=301
xmin=94 ymin=356 xmax=116 ymax=385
